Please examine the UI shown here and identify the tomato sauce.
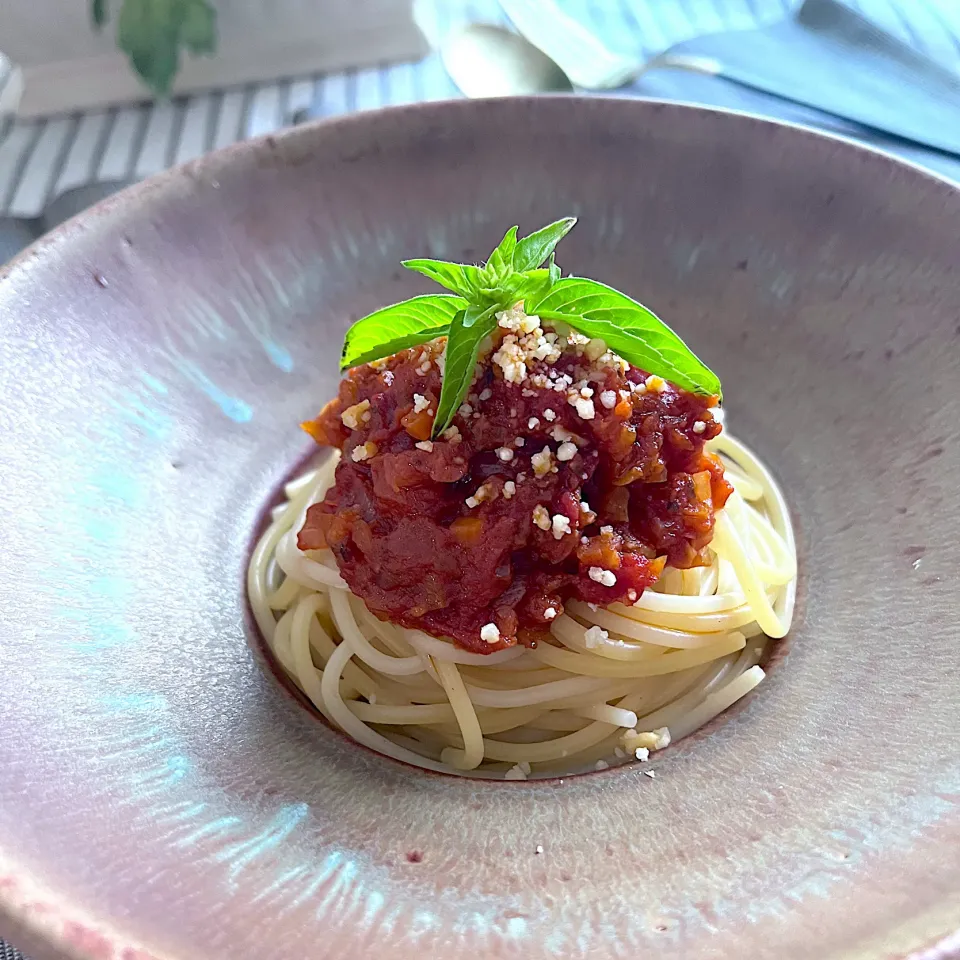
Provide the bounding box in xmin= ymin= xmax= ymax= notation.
xmin=299 ymin=319 xmax=731 ymax=654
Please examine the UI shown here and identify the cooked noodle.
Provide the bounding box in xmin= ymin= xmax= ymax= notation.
xmin=247 ymin=434 xmax=796 ymax=778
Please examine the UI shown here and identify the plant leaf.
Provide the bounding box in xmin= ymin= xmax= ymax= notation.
xmin=547 ymin=252 xmax=561 ymax=284
xmin=483 ymin=225 xmax=518 ymax=282
xmin=118 ymin=0 xmax=182 ymax=95
xmin=513 ymin=217 xmax=576 ymax=272
xmin=181 ymin=0 xmax=216 ymax=54
xmin=501 ymin=267 xmax=552 ymax=306
xmin=432 ymin=304 xmax=498 ymax=437
xmin=530 ymin=277 xmax=722 ymax=398
xmin=401 ymin=258 xmax=483 ymax=299
xmin=340 ymin=294 xmax=466 ymax=371
xmin=117 ymin=0 xmax=216 ymax=95
xmin=92 ymin=0 xmax=108 ymax=28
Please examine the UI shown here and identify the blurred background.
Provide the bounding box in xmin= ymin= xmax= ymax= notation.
xmin=1 ymin=0 xmax=959 ymax=266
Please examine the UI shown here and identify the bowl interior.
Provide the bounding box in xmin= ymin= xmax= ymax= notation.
xmin=1 ymin=98 xmax=959 ymax=960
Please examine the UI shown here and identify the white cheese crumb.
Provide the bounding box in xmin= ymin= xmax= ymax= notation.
xmin=624 ymin=728 xmax=671 ymax=753
xmin=550 ymin=424 xmax=576 ymax=443
xmin=514 ymin=437 xmax=525 ymax=447
xmin=595 ymin=759 xmax=609 ymax=771
xmin=556 ymin=441 xmax=577 ymax=462
xmin=543 ymin=607 xmax=557 ymax=620
xmin=645 ymin=375 xmax=667 ymax=393
xmin=351 ymin=441 xmax=377 ymax=462
xmin=479 ymin=388 xmax=493 ymax=401
xmin=708 ymin=405 xmax=725 ymax=425
xmin=412 ymin=393 xmax=429 ymax=413
xmin=497 ymin=447 xmax=515 ymax=462
xmin=480 ymin=623 xmax=501 ymax=644
xmin=504 ymin=765 xmax=527 ymax=780
xmin=528 ymin=417 xmax=540 ymax=430
xmin=415 ymin=440 xmax=434 ymax=452
xmin=584 ymin=624 xmax=609 ymax=648
xmin=382 ymin=370 xmax=394 ymax=386
xmin=644 ymin=770 xmax=656 ymax=779
xmin=573 ymin=396 xmax=596 ymax=420
xmin=580 ymin=501 xmax=592 ymax=516
xmin=459 ymin=403 xmax=473 ymax=417
xmin=587 ymin=568 xmax=616 ymax=588
xmin=600 ymin=525 xmax=613 ymax=535
xmin=443 ymin=425 xmax=462 ymax=443
xmin=692 ymin=420 xmax=706 ymax=434
xmin=632 ymin=381 xmax=647 ymax=395
xmin=600 ymin=390 xmax=618 ymax=409
xmin=543 ymin=408 xmax=556 ymax=422
xmin=635 ymin=747 xmax=650 ymax=762
xmin=341 ymin=399 xmax=371 ymax=429
xmin=652 ymin=727 xmax=672 ymax=750
xmin=503 ymin=481 xmax=516 ymax=500
xmin=466 ymin=482 xmax=495 ymax=509
xmin=517 ymin=472 xmax=527 ymax=482
xmin=535 ymin=844 xmax=544 ymax=854
xmin=531 ymin=446 xmax=554 ymax=477
xmin=492 ymin=340 xmax=527 ymax=384
xmin=532 ymin=505 xmax=551 ymax=531
xmin=551 ymin=514 xmax=572 ymax=540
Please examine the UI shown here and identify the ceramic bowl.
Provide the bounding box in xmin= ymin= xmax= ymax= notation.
xmin=1 ymin=97 xmax=959 ymax=960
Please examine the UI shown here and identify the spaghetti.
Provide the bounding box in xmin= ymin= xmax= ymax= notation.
xmin=247 ymin=432 xmax=796 ymax=779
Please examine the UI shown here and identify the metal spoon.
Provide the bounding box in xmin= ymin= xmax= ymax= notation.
xmin=441 ymin=23 xmax=574 ymax=97
xmin=440 ymin=20 xmax=720 ymax=99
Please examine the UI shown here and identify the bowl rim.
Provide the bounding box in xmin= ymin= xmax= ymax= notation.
xmin=1 ymin=93 xmax=958 ymax=960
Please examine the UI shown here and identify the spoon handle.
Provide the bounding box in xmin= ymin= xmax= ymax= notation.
xmin=498 ymin=0 xmax=641 ymax=89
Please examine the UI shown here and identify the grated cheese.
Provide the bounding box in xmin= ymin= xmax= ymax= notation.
xmin=532 ymin=505 xmax=551 ymax=531
xmin=341 ymin=399 xmax=371 ymax=429
xmin=556 ymin=441 xmax=577 ymax=462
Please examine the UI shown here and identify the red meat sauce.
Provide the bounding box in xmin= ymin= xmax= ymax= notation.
xmin=298 ymin=321 xmax=732 ymax=655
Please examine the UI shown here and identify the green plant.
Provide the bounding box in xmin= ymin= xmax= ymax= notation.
xmin=91 ymin=0 xmax=217 ymax=96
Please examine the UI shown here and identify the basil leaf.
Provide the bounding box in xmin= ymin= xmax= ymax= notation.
xmin=547 ymin=252 xmax=561 ymax=285
xmin=483 ymin=226 xmax=518 ymax=284
xmin=513 ymin=217 xmax=577 ymax=272
xmin=402 ymin=258 xmax=483 ymax=299
xmin=531 ymin=277 xmax=722 ymax=398
xmin=432 ymin=304 xmax=498 ymax=437
xmin=503 ymin=268 xmax=552 ymax=306
xmin=340 ymin=294 xmax=466 ymax=371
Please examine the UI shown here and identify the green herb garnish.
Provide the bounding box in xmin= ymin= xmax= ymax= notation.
xmin=339 ymin=218 xmax=721 ymax=438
